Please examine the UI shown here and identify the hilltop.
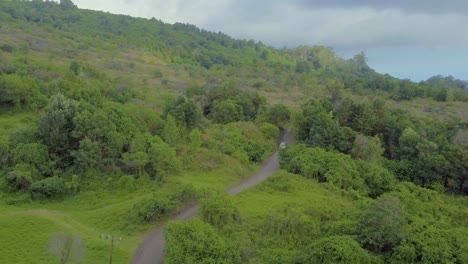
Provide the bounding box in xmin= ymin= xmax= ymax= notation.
xmin=0 ymin=1 xmax=467 ymax=264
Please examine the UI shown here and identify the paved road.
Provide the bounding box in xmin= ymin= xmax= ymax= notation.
xmin=131 ymin=130 xmax=293 ymax=264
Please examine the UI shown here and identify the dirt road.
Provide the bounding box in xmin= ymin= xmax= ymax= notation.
xmin=131 ymin=130 xmax=293 ymax=264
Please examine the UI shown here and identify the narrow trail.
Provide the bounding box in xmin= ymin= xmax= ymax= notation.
xmin=131 ymin=130 xmax=294 ymax=264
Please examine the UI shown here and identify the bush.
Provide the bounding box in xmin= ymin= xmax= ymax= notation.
xmin=170 ymin=183 xmax=200 ymax=204
xmin=6 ymin=163 xmax=38 ymax=190
xmin=116 ymin=175 xmax=137 ymax=191
xmin=29 ymin=176 xmax=66 ymax=200
xmin=200 ymin=195 xmax=240 ymax=230
xmin=164 ymin=219 xmax=241 ymax=264
xmin=129 ymin=194 xmax=172 ymax=224
xmin=260 ymin=123 xmax=280 ymax=140
xmin=0 ymin=43 xmax=16 ymax=53
xmin=306 ymin=235 xmax=371 ymax=264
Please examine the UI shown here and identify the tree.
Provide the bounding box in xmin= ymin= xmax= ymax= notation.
xmin=70 ymin=137 xmax=101 ymax=172
xmin=59 ymin=0 xmax=77 ymax=10
xmin=209 ymin=99 xmax=243 ymax=124
xmin=164 ymin=219 xmax=241 ymax=264
xmin=121 ymin=151 xmax=149 ymax=177
xmin=351 ymin=135 xmax=384 ymax=164
xmin=38 ymin=93 xmax=78 ymax=164
xmin=305 ymin=236 xmax=371 ymax=264
xmin=148 ymin=136 xmax=180 ymax=180
xmin=162 ymin=114 xmax=179 ymax=147
xmin=263 ymin=104 xmax=290 ymax=129
xmin=11 ymin=142 xmax=50 ymax=174
xmin=49 ymin=232 xmax=85 ymax=264
xmin=165 ymin=96 xmax=203 ymax=130
xmin=6 ymin=163 xmax=39 ymax=190
xmin=358 ymin=195 xmax=406 ymax=253
xmin=30 ymin=176 xmax=66 ymax=200
xmin=188 ymin=128 xmax=202 ymax=153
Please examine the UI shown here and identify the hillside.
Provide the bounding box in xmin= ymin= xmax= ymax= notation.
xmin=0 ymin=1 xmax=467 ymax=264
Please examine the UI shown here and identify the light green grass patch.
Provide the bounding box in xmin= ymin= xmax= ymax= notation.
xmin=0 ymin=112 xmax=39 ymax=144
xmin=233 ymin=171 xmax=359 ymax=218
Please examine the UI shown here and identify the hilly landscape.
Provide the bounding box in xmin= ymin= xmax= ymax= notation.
xmin=0 ymin=1 xmax=467 ymax=263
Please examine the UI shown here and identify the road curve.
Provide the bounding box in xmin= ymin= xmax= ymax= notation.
xmin=131 ymin=130 xmax=293 ymax=264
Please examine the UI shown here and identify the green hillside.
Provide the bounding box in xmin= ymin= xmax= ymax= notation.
xmin=0 ymin=1 xmax=467 ymax=263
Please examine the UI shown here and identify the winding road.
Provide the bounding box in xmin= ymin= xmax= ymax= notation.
xmin=131 ymin=130 xmax=294 ymax=264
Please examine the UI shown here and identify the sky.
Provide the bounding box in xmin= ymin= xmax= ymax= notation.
xmin=69 ymin=0 xmax=468 ymax=81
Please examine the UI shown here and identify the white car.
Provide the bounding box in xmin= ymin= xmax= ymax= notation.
xmin=279 ymin=142 xmax=286 ymax=148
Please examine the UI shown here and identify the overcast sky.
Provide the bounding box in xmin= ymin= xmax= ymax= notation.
xmin=70 ymin=0 xmax=468 ymax=81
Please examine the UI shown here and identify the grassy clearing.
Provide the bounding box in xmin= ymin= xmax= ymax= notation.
xmin=0 ymin=150 xmax=268 ymax=263
xmin=0 ymin=191 xmax=143 ymax=264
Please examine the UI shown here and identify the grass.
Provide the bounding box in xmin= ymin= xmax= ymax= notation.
xmin=0 ymin=148 xmax=270 ymax=263
xmin=232 ymin=171 xmax=359 ymax=219
xmin=0 ymin=191 xmax=143 ymax=264
xmin=0 ymin=112 xmax=39 ymax=145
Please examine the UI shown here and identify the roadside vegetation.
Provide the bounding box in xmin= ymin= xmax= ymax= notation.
xmin=0 ymin=1 xmax=466 ymax=263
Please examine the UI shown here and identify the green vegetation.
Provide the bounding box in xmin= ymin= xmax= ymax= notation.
xmin=0 ymin=0 xmax=466 ymax=263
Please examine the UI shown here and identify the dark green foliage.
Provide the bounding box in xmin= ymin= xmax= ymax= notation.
xmin=29 ymin=176 xmax=66 ymax=199
xmin=391 ymin=228 xmax=468 ymax=264
xmin=70 ymin=137 xmax=102 ymax=172
xmin=294 ymin=99 xmax=355 ymax=153
xmin=357 ymin=161 xmax=395 ymax=198
xmin=38 ymin=93 xmax=78 ymax=164
xmin=0 ymin=2 xmax=466 ymax=263
xmin=0 ymin=43 xmax=16 ymax=53
xmin=0 ymin=143 xmax=10 ymax=169
xmin=209 ymin=99 xmax=243 ymax=124
xmin=59 ymin=0 xmax=78 ymax=10
xmin=164 ymin=219 xmax=241 ymax=264
xmin=6 ymin=163 xmax=38 ymax=190
xmin=262 ymin=104 xmax=290 ymax=129
xmin=305 ymin=236 xmax=371 ymax=264
xmin=11 ymin=143 xmax=49 ymax=169
xmin=164 ymin=96 xmax=203 ymax=130
xmin=147 ymin=136 xmax=180 ymax=180
xmin=280 ymin=144 xmax=369 ymax=194
xmin=357 ymin=195 xmax=406 ymax=253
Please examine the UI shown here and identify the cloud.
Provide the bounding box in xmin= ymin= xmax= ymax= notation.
xmin=70 ymin=0 xmax=468 ymax=80
xmin=71 ymin=0 xmax=468 ymax=50
xmin=296 ymin=0 xmax=468 ymax=15
xmin=197 ymin=3 xmax=468 ymax=51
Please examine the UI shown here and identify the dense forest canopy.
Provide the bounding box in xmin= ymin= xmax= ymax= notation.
xmin=0 ymin=1 xmax=467 ymax=264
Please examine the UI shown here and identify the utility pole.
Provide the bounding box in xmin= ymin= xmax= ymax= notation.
xmin=101 ymin=234 xmax=122 ymax=264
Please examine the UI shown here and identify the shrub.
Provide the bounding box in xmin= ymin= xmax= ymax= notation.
xmin=200 ymin=195 xmax=240 ymax=230
xmin=170 ymin=183 xmax=200 ymax=204
xmin=306 ymin=235 xmax=371 ymax=264
xmin=129 ymin=194 xmax=172 ymax=224
xmin=0 ymin=43 xmax=16 ymax=53
xmin=6 ymin=163 xmax=38 ymax=190
xmin=116 ymin=175 xmax=137 ymax=191
xmin=29 ymin=176 xmax=66 ymax=199
xmin=260 ymin=123 xmax=280 ymax=140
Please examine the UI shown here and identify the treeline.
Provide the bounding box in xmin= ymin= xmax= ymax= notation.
xmin=0 ymin=60 xmax=286 ymax=203
xmin=1 ymin=0 xmax=467 ymax=103
xmin=294 ymin=98 xmax=467 ymax=194
xmin=162 ymin=95 xmax=467 ymax=263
